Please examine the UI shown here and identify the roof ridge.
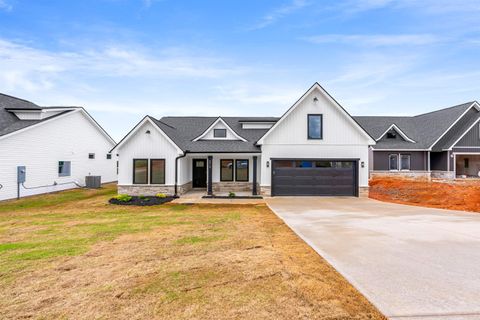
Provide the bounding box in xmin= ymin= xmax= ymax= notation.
xmin=414 ymin=101 xmax=475 ymax=117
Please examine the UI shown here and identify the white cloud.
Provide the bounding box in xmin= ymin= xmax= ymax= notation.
xmin=251 ymin=0 xmax=310 ymax=30
xmin=0 ymin=38 xmax=248 ymax=93
xmin=0 ymin=0 xmax=12 ymax=11
xmin=303 ymin=34 xmax=440 ymax=46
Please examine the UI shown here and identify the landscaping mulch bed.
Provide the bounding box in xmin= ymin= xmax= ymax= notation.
xmin=109 ymin=196 xmax=176 ymax=206
xmin=202 ymin=195 xmax=263 ymax=199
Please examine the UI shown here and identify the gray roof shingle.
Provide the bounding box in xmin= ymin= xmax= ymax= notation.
xmin=151 ymin=116 xmax=280 ymax=153
xmin=0 ymin=93 xmax=74 ymax=137
xmin=354 ymin=102 xmax=477 ymax=150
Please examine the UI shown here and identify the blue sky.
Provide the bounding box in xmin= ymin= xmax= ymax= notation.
xmin=1 ymin=0 xmax=480 ymax=140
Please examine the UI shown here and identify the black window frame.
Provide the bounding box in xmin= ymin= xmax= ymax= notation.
xmin=214 ymin=128 xmax=227 ymax=138
xmin=307 ymin=114 xmax=323 ymax=140
xmin=465 ymin=158 xmax=469 ymax=169
xmin=133 ymin=159 xmax=148 ymax=184
xmin=235 ymin=159 xmax=249 ymax=182
xmin=220 ymin=159 xmax=234 ymax=181
xmin=88 ymin=153 xmax=95 ymax=159
xmin=58 ymin=161 xmax=71 ymax=177
xmin=106 ymin=154 xmax=112 ymax=160
xmin=150 ymin=159 xmax=166 ymax=185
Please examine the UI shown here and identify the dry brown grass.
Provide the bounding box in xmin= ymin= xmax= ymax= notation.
xmin=0 ymin=185 xmax=385 ymax=319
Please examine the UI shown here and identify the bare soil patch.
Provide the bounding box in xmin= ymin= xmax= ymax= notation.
xmin=370 ymin=177 xmax=480 ymax=212
xmin=0 ymin=185 xmax=385 ymax=319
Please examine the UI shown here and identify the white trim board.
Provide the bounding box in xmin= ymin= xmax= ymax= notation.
xmin=428 ymin=101 xmax=480 ymax=150
xmin=111 ymin=116 xmax=183 ymax=154
xmin=376 ymin=124 xmax=416 ymax=143
xmin=256 ymin=83 xmax=376 ymax=145
xmin=192 ymin=117 xmax=247 ymax=142
xmin=445 ymin=117 xmax=480 ymax=150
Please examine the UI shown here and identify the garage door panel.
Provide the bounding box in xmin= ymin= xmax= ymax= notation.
xmin=272 ymin=160 xmax=357 ymax=196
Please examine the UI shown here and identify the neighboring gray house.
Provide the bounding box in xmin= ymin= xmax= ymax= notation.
xmin=112 ymin=83 xmax=376 ymax=197
xmin=355 ymin=101 xmax=480 ymax=179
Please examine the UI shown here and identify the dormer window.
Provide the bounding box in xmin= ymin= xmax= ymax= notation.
xmin=214 ymin=129 xmax=227 ymax=138
xmin=386 ymin=131 xmax=397 ymax=139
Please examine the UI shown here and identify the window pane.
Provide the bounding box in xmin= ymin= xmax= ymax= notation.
xmin=295 ymin=160 xmax=313 ymax=168
xmin=389 ymin=155 xmax=398 ymax=170
xmin=308 ymin=115 xmax=322 ymax=139
xmin=214 ymin=129 xmax=227 ymax=138
xmin=400 ymin=155 xmax=410 ymax=170
xmin=151 ymin=159 xmax=165 ymax=184
xmin=221 ymin=159 xmax=233 ymax=181
xmin=235 ymin=160 xmax=249 ymax=181
xmin=133 ymin=159 xmax=148 ymax=184
xmin=274 ymin=160 xmax=294 ymax=168
xmin=58 ymin=161 xmax=71 ymax=177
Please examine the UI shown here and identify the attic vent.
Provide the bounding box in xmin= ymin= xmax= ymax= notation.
xmin=386 ymin=131 xmax=397 ymax=139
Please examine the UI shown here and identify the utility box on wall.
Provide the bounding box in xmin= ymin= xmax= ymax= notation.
xmin=17 ymin=166 xmax=26 ymax=183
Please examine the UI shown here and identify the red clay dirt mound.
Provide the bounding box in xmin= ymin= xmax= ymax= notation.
xmin=369 ymin=178 xmax=480 ymax=213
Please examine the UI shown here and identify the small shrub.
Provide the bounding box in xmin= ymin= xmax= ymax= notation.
xmin=228 ymin=192 xmax=236 ymax=198
xmin=113 ymin=194 xmax=132 ymax=202
xmin=156 ymin=193 xmax=167 ymax=198
xmin=139 ymin=195 xmax=146 ymax=200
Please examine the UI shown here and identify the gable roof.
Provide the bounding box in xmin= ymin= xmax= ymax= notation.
xmin=257 ymin=82 xmax=376 ymax=145
xmin=355 ymin=101 xmax=479 ymax=150
xmin=376 ymin=123 xmax=416 ymax=143
xmin=151 ymin=117 xmax=279 ymax=153
xmin=192 ymin=117 xmax=247 ymax=142
xmin=0 ymin=93 xmax=115 ymax=145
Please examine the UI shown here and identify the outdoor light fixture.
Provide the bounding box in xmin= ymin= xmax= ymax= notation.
xmin=313 ymin=97 xmax=319 ymax=102
xmin=145 ymin=130 xmax=151 ymax=134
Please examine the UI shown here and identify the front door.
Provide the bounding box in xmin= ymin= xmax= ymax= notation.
xmin=192 ymin=159 xmax=207 ymax=188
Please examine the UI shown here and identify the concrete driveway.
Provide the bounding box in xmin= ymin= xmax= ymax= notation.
xmin=266 ymin=197 xmax=480 ymax=320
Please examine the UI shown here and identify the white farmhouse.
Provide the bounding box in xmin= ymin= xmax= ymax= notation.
xmin=112 ymin=83 xmax=375 ymax=197
xmin=0 ymin=93 xmax=117 ymax=201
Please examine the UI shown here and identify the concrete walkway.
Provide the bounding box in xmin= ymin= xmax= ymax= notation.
xmin=266 ymin=197 xmax=480 ymax=320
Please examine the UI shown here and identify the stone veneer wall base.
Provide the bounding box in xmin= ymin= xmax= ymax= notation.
xmin=118 ymin=181 xmax=192 ymax=196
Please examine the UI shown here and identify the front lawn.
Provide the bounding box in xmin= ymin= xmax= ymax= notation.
xmin=0 ymin=184 xmax=384 ymax=319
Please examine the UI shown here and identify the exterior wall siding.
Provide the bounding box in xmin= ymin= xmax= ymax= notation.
xmin=117 ymin=121 xmax=181 ymax=186
xmin=0 ymin=111 xmax=117 ymax=201
xmin=432 ymin=108 xmax=480 ymax=151
xmin=259 ymin=88 xmax=371 ymax=189
xmin=372 ymin=151 xmax=427 ymax=171
xmin=455 ymin=122 xmax=480 ymax=147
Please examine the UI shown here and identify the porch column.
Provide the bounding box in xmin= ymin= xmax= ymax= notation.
xmin=207 ymin=156 xmax=213 ymax=195
xmin=252 ymin=156 xmax=258 ymax=195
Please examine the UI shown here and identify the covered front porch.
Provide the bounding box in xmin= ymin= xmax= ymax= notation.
xmin=177 ymin=153 xmax=261 ymax=197
xmin=455 ymin=153 xmax=480 ymax=178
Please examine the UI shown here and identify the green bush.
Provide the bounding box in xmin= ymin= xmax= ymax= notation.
xmin=156 ymin=193 xmax=167 ymax=198
xmin=113 ymin=194 xmax=132 ymax=202
xmin=139 ymin=195 xmax=146 ymax=200
xmin=228 ymin=192 xmax=236 ymax=198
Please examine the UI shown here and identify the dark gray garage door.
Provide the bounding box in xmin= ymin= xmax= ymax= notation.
xmin=272 ymin=160 xmax=358 ymax=196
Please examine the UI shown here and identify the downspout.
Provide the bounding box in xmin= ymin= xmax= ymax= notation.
xmin=175 ymin=151 xmax=189 ymax=197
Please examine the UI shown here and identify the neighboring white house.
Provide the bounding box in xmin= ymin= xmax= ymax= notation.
xmin=112 ymin=83 xmax=375 ymax=197
xmin=0 ymin=93 xmax=117 ymax=201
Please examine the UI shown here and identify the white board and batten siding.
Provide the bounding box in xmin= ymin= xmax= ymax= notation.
xmin=259 ymin=87 xmax=372 ymax=188
xmin=117 ymin=121 xmax=181 ymax=186
xmin=0 ymin=110 xmax=117 ymax=201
